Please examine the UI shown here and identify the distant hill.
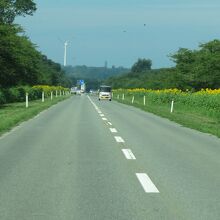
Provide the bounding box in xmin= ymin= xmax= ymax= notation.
xmin=62 ymin=65 xmax=130 ymax=91
xmin=63 ymin=65 xmax=130 ymax=80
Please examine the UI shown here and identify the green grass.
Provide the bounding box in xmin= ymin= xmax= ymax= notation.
xmin=114 ymin=94 xmax=220 ymax=138
xmin=0 ymin=95 xmax=71 ymax=136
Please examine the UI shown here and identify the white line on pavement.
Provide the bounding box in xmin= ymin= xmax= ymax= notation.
xmin=110 ymin=128 xmax=117 ymax=133
xmin=100 ymin=114 xmax=105 ymax=117
xmin=114 ymin=136 xmax=125 ymax=143
xmin=122 ymin=149 xmax=136 ymax=160
xmin=108 ymin=122 xmax=112 ymax=126
xmin=136 ymin=173 xmax=159 ymax=193
xmin=102 ymin=118 xmax=108 ymax=121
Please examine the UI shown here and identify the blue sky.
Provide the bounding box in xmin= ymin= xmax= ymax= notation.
xmin=16 ymin=0 xmax=220 ymax=68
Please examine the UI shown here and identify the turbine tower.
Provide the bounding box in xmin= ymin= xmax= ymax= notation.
xmin=64 ymin=41 xmax=68 ymax=67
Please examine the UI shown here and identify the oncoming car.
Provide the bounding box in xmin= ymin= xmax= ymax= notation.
xmin=98 ymin=85 xmax=112 ymax=101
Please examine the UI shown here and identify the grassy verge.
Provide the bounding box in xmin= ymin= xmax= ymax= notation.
xmin=113 ymin=94 xmax=220 ymax=138
xmin=0 ymin=95 xmax=72 ymax=136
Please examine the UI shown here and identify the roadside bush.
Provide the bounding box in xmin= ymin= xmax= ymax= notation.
xmin=0 ymin=85 xmax=70 ymax=104
xmin=27 ymin=87 xmax=41 ymax=100
xmin=4 ymin=87 xmax=21 ymax=103
xmin=0 ymin=90 xmax=6 ymax=105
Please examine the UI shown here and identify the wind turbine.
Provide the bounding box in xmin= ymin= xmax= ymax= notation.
xmin=57 ymin=36 xmax=74 ymax=67
xmin=64 ymin=40 xmax=68 ymax=67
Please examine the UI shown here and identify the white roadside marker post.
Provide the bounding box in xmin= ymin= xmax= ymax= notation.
xmin=122 ymin=94 xmax=125 ymax=100
xmin=60 ymin=90 xmax=61 ymax=96
xmin=117 ymin=94 xmax=119 ymax=99
xmin=112 ymin=92 xmax=114 ymax=98
xmin=26 ymin=93 xmax=28 ymax=108
xmin=132 ymin=96 xmax=134 ymax=104
xmin=144 ymin=95 xmax=146 ymax=106
xmin=51 ymin=91 xmax=53 ymax=100
xmin=42 ymin=92 xmax=45 ymax=102
xmin=56 ymin=90 xmax=58 ymax=98
xmin=171 ymin=100 xmax=174 ymax=113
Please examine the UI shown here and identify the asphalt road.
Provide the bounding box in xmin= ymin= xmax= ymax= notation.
xmin=0 ymin=94 xmax=219 ymax=220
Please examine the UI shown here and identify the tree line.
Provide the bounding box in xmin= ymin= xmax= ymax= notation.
xmin=63 ymin=65 xmax=129 ymax=91
xmin=106 ymin=40 xmax=220 ymax=91
xmin=0 ymin=0 xmax=72 ymax=89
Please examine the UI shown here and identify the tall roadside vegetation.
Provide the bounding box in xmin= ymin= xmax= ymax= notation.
xmin=0 ymin=0 xmax=72 ymax=104
xmin=106 ymin=40 xmax=220 ymax=91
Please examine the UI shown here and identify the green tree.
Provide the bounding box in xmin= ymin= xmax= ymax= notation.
xmin=0 ymin=24 xmax=41 ymax=87
xmin=0 ymin=0 xmax=36 ymax=24
xmin=131 ymin=58 xmax=152 ymax=73
xmin=170 ymin=40 xmax=220 ymax=90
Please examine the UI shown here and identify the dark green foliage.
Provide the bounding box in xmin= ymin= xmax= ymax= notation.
xmin=170 ymin=40 xmax=220 ymax=90
xmin=0 ymin=0 xmax=72 ymax=101
xmin=0 ymin=24 xmax=41 ymax=87
xmin=1 ymin=86 xmax=41 ymax=103
xmin=0 ymin=0 xmax=36 ymax=24
xmin=0 ymin=24 xmax=72 ymax=91
xmin=0 ymin=89 xmax=6 ymax=104
xmin=37 ymin=56 xmax=72 ymax=87
xmin=106 ymin=40 xmax=220 ymax=90
xmin=131 ymin=58 xmax=152 ymax=73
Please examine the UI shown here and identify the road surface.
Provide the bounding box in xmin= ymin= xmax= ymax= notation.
xmin=0 ymin=95 xmax=219 ymax=220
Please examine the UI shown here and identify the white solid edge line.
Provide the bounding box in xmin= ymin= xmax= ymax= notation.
xmin=114 ymin=136 xmax=125 ymax=143
xmin=122 ymin=149 xmax=136 ymax=160
xmin=136 ymin=173 xmax=159 ymax=193
xmin=102 ymin=118 xmax=108 ymax=121
xmin=110 ymin=128 xmax=117 ymax=133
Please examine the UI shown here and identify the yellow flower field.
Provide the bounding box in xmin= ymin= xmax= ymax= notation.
xmin=113 ymin=88 xmax=220 ymax=110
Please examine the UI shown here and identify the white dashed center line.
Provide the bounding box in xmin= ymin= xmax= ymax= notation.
xmin=110 ymin=128 xmax=117 ymax=133
xmin=87 ymin=95 xmax=160 ymax=194
xmin=136 ymin=173 xmax=159 ymax=193
xmin=114 ymin=136 xmax=125 ymax=143
xmin=122 ymin=149 xmax=136 ymax=160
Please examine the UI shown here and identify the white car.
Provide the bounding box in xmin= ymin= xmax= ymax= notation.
xmin=98 ymin=86 xmax=112 ymax=101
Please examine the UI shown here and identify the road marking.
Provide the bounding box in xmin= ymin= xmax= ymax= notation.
xmin=122 ymin=149 xmax=136 ymax=160
xmin=100 ymin=114 xmax=105 ymax=117
xmin=98 ymin=111 xmax=102 ymax=114
xmin=110 ymin=128 xmax=117 ymax=133
xmin=136 ymin=173 xmax=159 ymax=193
xmin=108 ymin=122 xmax=112 ymax=125
xmin=114 ymin=136 xmax=125 ymax=143
xmin=102 ymin=118 xmax=108 ymax=121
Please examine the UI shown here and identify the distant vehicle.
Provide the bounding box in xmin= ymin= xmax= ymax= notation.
xmin=98 ymin=85 xmax=112 ymax=101
xmin=70 ymin=87 xmax=78 ymax=94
